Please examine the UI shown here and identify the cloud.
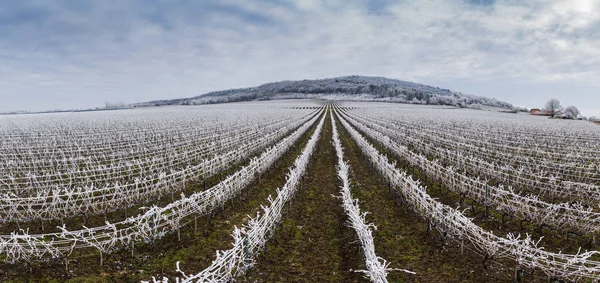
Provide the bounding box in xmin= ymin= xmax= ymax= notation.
xmin=0 ymin=0 xmax=599 ymax=116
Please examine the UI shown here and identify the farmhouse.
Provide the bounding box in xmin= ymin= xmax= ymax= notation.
xmin=530 ymin=108 xmax=554 ymax=116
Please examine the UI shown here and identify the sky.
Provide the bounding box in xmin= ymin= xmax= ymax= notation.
xmin=0 ymin=0 xmax=599 ymax=117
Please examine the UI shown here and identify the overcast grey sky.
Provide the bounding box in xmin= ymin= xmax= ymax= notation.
xmin=1 ymin=0 xmax=599 ymax=116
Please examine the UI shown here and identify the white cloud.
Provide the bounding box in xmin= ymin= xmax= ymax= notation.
xmin=0 ymin=0 xmax=599 ymax=116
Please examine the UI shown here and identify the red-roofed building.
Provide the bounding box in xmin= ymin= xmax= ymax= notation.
xmin=530 ymin=108 xmax=554 ymax=116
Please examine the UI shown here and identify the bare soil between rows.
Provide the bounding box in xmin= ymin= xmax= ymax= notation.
xmin=242 ymin=111 xmax=366 ymax=283
xmin=4 ymin=108 xmax=588 ymax=282
xmin=0 ymin=113 xmax=323 ymax=282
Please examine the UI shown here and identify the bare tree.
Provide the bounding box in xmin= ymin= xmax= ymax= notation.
xmin=563 ymin=106 xmax=580 ymax=119
xmin=544 ymin=99 xmax=562 ymax=117
xmin=105 ymin=101 xmax=125 ymax=109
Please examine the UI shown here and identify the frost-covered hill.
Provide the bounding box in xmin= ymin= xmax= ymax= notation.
xmin=136 ymin=75 xmax=515 ymax=110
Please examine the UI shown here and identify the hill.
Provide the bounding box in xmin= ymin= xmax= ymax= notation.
xmin=134 ymin=75 xmax=516 ymax=110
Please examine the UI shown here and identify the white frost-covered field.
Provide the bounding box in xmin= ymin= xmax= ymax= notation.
xmin=1 ymin=100 xmax=600 ymax=282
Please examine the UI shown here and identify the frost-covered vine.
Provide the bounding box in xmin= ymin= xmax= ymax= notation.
xmin=331 ymin=112 xmax=414 ymax=282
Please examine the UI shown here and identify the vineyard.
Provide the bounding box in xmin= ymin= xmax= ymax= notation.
xmin=1 ymin=100 xmax=599 ymax=282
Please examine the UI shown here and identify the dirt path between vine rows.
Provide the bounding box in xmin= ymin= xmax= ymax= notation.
xmin=0 ymin=114 xmax=323 ymax=283
xmin=242 ymin=111 xmax=366 ymax=283
xmin=334 ymin=112 xmax=518 ymax=282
